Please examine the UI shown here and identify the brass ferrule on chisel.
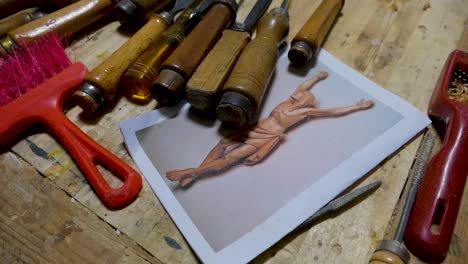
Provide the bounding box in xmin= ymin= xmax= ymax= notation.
xmin=0 ymin=0 xmax=78 ymax=19
xmin=121 ymin=0 xmax=205 ymax=104
xmin=0 ymin=8 xmax=47 ymax=37
xmin=185 ymin=0 xmax=272 ymax=113
xmin=288 ymin=0 xmax=344 ymax=66
xmin=151 ymin=0 xmax=238 ymax=106
xmin=216 ymin=4 xmax=290 ymax=127
xmin=0 ymin=0 xmax=117 ymax=54
xmin=113 ymin=0 xmax=173 ymax=26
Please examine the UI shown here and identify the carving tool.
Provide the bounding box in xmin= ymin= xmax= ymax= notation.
xmin=185 ymin=0 xmax=272 ymax=112
xmin=73 ymin=0 xmax=196 ymax=112
xmin=216 ymin=0 xmax=289 ymax=127
xmin=404 ymin=49 xmax=468 ymax=263
xmin=151 ymin=0 xmax=238 ymax=106
xmin=0 ymin=0 xmax=117 ymax=55
xmin=114 ymin=0 xmax=173 ymax=26
xmin=119 ymin=0 xmax=209 ymax=104
xmin=0 ymin=0 xmax=78 ymax=19
xmin=370 ymin=129 xmax=436 ymax=264
xmin=0 ymin=8 xmax=47 ymax=37
xmin=0 ymin=33 xmax=142 ymax=209
xmin=299 ymin=180 xmax=382 ymax=228
xmin=288 ymin=0 xmax=343 ymax=66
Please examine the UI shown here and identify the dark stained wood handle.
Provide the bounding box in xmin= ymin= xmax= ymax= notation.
xmin=186 ymin=29 xmax=250 ymax=112
xmin=217 ymin=8 xmax=289 ymax=126
xmin=83 ymin=14 xmax=169 ymax=103
xmin=160 ymin=3 xmax=234 ymax=79
xmin=289 ymin=0 xmax=343 ymax=65
xmin=7 ymin=0 xmax=115 ymax=45
xmin=129 ymin=0 xmax=172 ymax=13
xmin=0 ymin=8 xmax=44 ymax=36
xmin=0 ymin=0 xmax=78 ymax=19
xmin=121 ymin=8 xmax=203 ymax=103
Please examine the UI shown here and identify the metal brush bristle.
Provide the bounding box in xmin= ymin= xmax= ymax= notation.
xmin=0 ymin=32 xmax=71 ymax=107
xmin=448 ymin=68 xmax=468 ymax=104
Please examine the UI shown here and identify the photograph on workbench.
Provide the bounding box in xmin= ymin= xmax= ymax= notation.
xmin=120 ymin=51 xmax=430 ymax=263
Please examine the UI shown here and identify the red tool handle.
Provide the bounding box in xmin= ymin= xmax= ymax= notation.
xmin=0 ymin=63 xmax=142 ymax=208
xmin=404 ymin=49 xmax=468 ymax=262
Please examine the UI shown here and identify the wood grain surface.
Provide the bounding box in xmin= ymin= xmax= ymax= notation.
xmin=0 ymin=0 xmax=467 ymax=263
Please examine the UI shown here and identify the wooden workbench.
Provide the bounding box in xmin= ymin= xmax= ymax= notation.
xmin=1 ymin=0 xmax=467 ymax=263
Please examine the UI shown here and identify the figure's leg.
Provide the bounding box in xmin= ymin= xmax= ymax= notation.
xmin=167 ymin=144 xmax=258 ymax=185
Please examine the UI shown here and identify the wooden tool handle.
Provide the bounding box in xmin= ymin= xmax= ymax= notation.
xmin=113 ymin=0 xmax=172 ymax=26
xmin=7 ymin=0 xmax=115 ymax=45
xmin=121 ymin=8 xmax=202 ymax=103
xmin=0 ymin=0 xmax=78 ymax=18
xmin=130 ymin=0 xmax=172 ymax=12
xmin=0 ymin=8 xmax=45 ymax=36
xmin=186 ymin=29 xmax=250 ymax=112
xmin=288 ymin=0 xmax=343 ymax=66
xmin=217 ymin=8 xmax=289 ymax=126
xmin=369 ymin=250 xmax=405 ymax=264
xmin=161 ymin=2 xmax=234 ymax=78
xmin=81 ymin=14 xmax=168 ymax=105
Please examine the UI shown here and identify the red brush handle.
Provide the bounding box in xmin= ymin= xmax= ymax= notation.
xmin=0 ymin=63 xmax=142 ymax=208
xmin=404 ymin=50 xmax=468 ymax=262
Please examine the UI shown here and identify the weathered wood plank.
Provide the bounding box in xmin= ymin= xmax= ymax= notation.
xmin=0 ymin=152 xmax=160 ymax=264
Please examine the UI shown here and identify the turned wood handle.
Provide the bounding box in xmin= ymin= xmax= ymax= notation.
xmin=369 ymin=250 xmax=405 ymax=264
xmin=7 ymin=0 xmax=115 ymax=45
xmin=0 ymin=0 xmax=78 ymax=19
xmin=161 ymin=2 xmax=234 ymax=79
xmin=130 ymin=0 xmax=172 ymax=13
xmin=217 ymin=8 xmax=289 ymax=126
xmin=289 ymin=0 xmax=343 ymax=65
xmin=0 ymin=8 xmax=45 ymax=36
xmin=186 ymin=29 xmax=250 ymax=112
xmin=83 ymin=14 xmax=169 ymax=103
xmin=121 ymin=8 xmax=202 ymax=102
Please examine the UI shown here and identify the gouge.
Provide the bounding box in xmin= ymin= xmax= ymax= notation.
xmin=121 ymin=0 xmax=210 ymax=104
xmin=0 ymin=8 xmax=46 ymax=37
xmin=0 ymin=0 xmax=78 ymax=19
xmin=0 ymin=0 xmax=117 ymax=54
xmin=114 ymin=0 xmax=173 ymax=27
xmin=216 ymin=0 xmax=289 ymax=127
xmin=152 ymin=0 xmax=238 ymax=106
xmin=74 ymin=0 xmax=198 ymax=112
xmin=288 ymin=0 xmax=343 ymax=66
xmin=186 ymin=0 xmax=272 ymax=112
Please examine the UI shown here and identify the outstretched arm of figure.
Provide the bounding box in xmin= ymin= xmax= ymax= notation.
xmin=287 ymin=99 xmax=374 ymax=117
xmin=296 ymin=71 xmax=328 ymax=91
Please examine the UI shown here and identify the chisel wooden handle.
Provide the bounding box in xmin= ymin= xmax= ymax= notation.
xmin=288 ymin=0 xmax=343 ymax=66
xmin=369 ymin=251 xmax=405 ymax=264
xmin=0 ymin=8 xmax=46 ymax=36
xmin=73 ymin=14 xmax=169 ymax=112
xmin=0 ymin=0 xmax=77 ymax=19
xmin=152 ymin=0 xmax=237 ymax=105
xmin=114 ymin=0 xmax=173 ymax=26
xmin=121 ymin=8 xmax=203 ymax=103
xmin=217 ymin=8 xmax=289 ymax=127
xmin=1 ymin=0 xmax=116 ymax=52
xmin=186 ymin=29 xmax=250 ymax=112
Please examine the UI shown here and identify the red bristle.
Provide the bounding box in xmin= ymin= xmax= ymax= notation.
xmin=0 ymin=32 xmax=72 ymax=107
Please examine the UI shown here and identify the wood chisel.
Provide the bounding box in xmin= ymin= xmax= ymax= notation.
xmin=0 ymin=0 xmax=117 ymax=55
xmin=216 ymin=0 xmax=289 ymax=127
xmin=73 ymin=0 xmax=197 ymax=112
xmin=120 ymin=0 xmax=210 ymax=104
xmin=0 ymin=0 xmax=78 ymax=19
xmin=114 ymin=0 xmax=173 ymax=27
xmin=288 ymin=0 xmax=343 ymax=66
xmin=151 ymin=0 xmax=238 ymax=106
xmin=0 ymin=8 xmax=46 ymax=37
xmin=370 ymin=129 xmax=436 ymax=264
xmin=185 ymin=0 xmax=272 ymax=112
xmin=404 ymin=49 xmax=468 ymax=263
